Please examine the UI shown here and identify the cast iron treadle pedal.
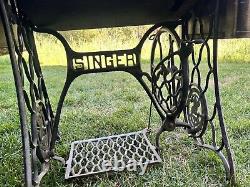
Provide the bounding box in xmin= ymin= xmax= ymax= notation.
xmin=65 ymin=129 xmax=161 ymax=179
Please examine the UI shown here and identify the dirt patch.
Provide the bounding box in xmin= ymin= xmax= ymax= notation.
xmin=221 ymin=75 xmax=240 ymax=87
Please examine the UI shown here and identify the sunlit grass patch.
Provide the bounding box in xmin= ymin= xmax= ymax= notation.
xmin=0 ymin=26 xmax=249 ymax=186
xmin=0 ymin=56 xmax=249 ymax=186
xmin=33 ymin=27 xmax=250 ymax=66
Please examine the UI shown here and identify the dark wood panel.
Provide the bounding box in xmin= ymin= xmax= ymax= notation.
xmin=191 ymin=0 xmax=250 ymax=38
xmin=1 ymin=0 xmax=250 ymax=46
xmin=18 ymin=0 xmax=196 ymax=30
xmin=237 ymin=0 xmax=250 ymax=31
xmin=236 ymin=0 xmax=250 ymax=37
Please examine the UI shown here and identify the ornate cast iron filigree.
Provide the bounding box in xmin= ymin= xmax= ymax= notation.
xmin=150 ymin=27 xmax=184 ymax=117
xmin=36 ymin=101 xmax=52 ymax=162
xmin=150 ymin=27 xmax=192 ymax=150
xmin=184 ymin=83 xmax=208 ymax=135
xmin=1 ymin=0 xmax=235 ymax=185
xmin=181 ymin=2 xmax=235 ymax=183
xmin=16 ymin=26 xmax=53 ymax=185
xmin=0 ymin=0 xmax=54 ymax=185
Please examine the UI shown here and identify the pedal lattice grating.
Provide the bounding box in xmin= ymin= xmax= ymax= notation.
xmin=65 ymin=129 xmax=161 ymax=179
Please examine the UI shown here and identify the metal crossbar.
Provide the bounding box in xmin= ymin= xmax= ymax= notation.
xmin=65 ymin=129 xmax=161 ymax=179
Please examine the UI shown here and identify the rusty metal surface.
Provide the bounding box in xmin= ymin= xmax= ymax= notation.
xmin=0 ymin=20 xmax=7 ymax=54
xmin=0 ymin=20 xmax=17 ymax=53
xmin=0 ymin=21 xmax=6 ymax=47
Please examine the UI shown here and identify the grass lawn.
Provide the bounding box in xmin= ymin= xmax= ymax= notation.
xmin=0 ymin=56 xmax=249 ymax=186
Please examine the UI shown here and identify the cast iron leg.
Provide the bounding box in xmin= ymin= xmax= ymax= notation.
xmin=0 ymin=1 xmax=32 ymax=186
xmin=0 ymin=0 xmax=55 ymax=186
xmin=182 ymin=0 xmax=235 ymax=183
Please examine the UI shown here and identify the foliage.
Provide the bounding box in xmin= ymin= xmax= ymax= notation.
xmin=33 ymin=26 xmax=250 ymax=66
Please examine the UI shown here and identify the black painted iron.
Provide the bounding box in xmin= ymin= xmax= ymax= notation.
xmin=0 ymin=0 xmax=236 ymax=186
xmin=184 ymin=2 xmax=236 ymax=182
xmin=0 ymin=1 xmax=53 ymax=186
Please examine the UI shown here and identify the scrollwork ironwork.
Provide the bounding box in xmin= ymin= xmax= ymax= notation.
xmin=150 ymin=27 xmax=184 ymax=117
xmin=0 ymin=0 xmax=55 ymax=185
xmin=184 ymin=83 xmax=208 ymax=135
xmin=182 ymin=1 xmax=235 ymax=183
xmin=0 ymin=0 xmax=235 ymax=185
